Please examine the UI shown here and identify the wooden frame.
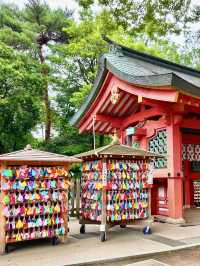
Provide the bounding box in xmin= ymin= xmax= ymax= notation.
xmin=79 ymin=156 xmax=152 ymax=241
xmin=0 ymin=160 xmax=71 ymax=254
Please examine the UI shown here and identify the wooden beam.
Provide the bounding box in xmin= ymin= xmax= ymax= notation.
xmin=172 ymin=103 xmax=185 ymax=114
xmin=98 ymin=122 xmax=110 ymax=133
xmin=139 ymin=97 xmax=170 ymax=108
xmin=114 ymin=94 xmax=132 ymax=116
xmin=182 ymin=118 xmax=200 ymax=130
xmin=179 ymin=95 xmax=200 ymax=107
xmin=130 ymin=97 xmax=185 ymax=114
xmin=78 ymin=73 xmax=181 ymax=133
xmin=113 ymin=76 xmax=179 ymax=102
xmin=139 ymin=98 xmax=185 ymax=115
xmin=122 ymin=107 xmax=167 ymax=128
xmin=173 ymin=114 xmax=183 ymax=125
xmin=185 ymin=105 xmax=200 ymax=114
xmin=96 ymin=114 xmax=122 ymax=128
xmin=119 ymin=97 xmax=136 ymax=116
xmin=79 ymin=72 xmax=114 ymax=133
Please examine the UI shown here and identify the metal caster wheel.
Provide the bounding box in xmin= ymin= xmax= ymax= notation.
xmin=100 ymin=231 xmax=106 ymax=242
xmin=5 ymin=244 xmax=9 ymax=253
xmin=52 ymin=236 xmax=59 ymax=245
xmin=120 ymin=224 xmax=127 ymax=228
xmin=143 ymin=226 xmax=152 ymax=235
xmin=80 ymin=224 xmax=85 ymax=234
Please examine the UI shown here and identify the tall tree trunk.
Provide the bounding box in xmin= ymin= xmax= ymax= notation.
xmin=39 ymin=44 xmax=51 ymax=142
xmin=44 ymin=81 xmax=51 ymax=141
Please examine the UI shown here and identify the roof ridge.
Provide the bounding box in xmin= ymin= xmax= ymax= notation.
xmin=97 ymin=144 xmax=113 ymax=154
xmin=103 ymin=36 xmax=200 ymax=77
xmin=0 ymin=149 xmax=25 ymax=157
xmin=28 ymin=149 xmax=72 ymax=158
xmin=118 ymin=144 xmax=166 ymax=155
xmin=0 ymin=148 xmax=79 ymax=159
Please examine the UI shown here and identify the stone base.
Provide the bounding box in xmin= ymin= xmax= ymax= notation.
xmin=183 ymin=205 xmax=191 ymax=209
xmin=154 ymin=215 xmax=185 ymax=225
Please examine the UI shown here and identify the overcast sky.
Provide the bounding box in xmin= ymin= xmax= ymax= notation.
xmin=1 ymin=0 xmax=200 ymax=43
xmin=0 ymin=0 xmax=78 ymax=10
xmin=1 ymin=0 xmax=200 ymax=8
xmin=1 ymin=0 xmax=200 ymax=15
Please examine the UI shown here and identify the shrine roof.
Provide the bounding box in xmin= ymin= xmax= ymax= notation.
xmin=75 ymin=144 xmax=164 ymax=159
xmin=0 ymin=145 xmax=81 ymax=164
xmin=70 ymin=38 xmax=200 ymax=127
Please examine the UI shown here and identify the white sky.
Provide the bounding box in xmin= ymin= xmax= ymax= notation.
xmin=1 ymin=0 xmax=200 ymax=20
xmin=1 ymin=0 xmax=200 ymax=8
xmin=0 ymin=0 xmax=78 ymax=10
xmin=1 ymin=0 xmax=200 ymax=43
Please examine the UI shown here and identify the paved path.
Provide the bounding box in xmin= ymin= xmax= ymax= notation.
xmin=126 ymin=260 xmax=169 ymax=266
xmin=1 ymin=219 xmax=200 ymax=266
xmin=121 ymin=246 xmax=200 ymax=266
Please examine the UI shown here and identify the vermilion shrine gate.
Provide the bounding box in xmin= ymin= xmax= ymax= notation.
xmin=71 ymin=38 xmax=200 ymax=223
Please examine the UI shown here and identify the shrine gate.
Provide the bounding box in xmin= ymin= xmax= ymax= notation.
xmin=71 ymin=38 xmax=200 ymax=223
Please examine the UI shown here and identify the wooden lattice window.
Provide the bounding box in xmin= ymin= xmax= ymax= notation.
xmin=182 ymin=144 xmax=200 ymax=161
xmin=149 ymin=129 xmax=167 ymax=169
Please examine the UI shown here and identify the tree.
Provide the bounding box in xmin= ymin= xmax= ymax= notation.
xmin=0 ymin=42 xmax=43 ymax=152
xmin=77 ymin=0 xmax=192 ymax=40
xmin=181 ymin=4 xmax=200 ymax=70
xmin=24 ymin=0 xmax=72 ymax=142
xmin=0 ymin=1 xmax=72 ymax=142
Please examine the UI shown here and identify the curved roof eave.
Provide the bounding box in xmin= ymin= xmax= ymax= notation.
xmin=70 ymin=55 xmax=200 ymax=127
xmin=106 ymin=60 xmax=200 ymax=97
xmin=103 ymin=36 xmax=200 ymax=77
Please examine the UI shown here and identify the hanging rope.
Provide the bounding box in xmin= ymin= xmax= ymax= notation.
xmin=92 ymin=115 xmax=96 ymax=152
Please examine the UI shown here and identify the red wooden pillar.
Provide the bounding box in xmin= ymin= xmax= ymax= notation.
xmin=140 ymin=136 xmax=148 ymax=150
xmin=167 ymin=118 xmax=184 ymax=222
xmin=184 ymin=160 xmax=191 ymax=208
xmin=119 ymin=129 xmax=125 ymax=144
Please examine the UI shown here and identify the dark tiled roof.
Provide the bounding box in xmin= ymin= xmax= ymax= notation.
xmin=75 ymin=144 xmax=164 ymax=159
xmin=105 ymin=52 xmax=200 ymax=91
xmin=70 ymin=38 xmax=200 ymax=126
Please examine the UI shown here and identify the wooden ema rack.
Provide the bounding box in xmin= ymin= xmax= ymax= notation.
xmin=79 ymin=157 xmax=153 ymax=242
xmin=0 ymin=162 xmax=71 ymax=254
xmin=0 ymin=145 xmax=81 ymax=254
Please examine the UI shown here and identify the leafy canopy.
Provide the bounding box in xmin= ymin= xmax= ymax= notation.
xmin=0 ymin=41 xmax=43 ymax=152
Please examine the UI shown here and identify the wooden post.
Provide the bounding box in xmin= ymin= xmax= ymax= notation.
xmin=60 ymin=164 xmax=69 ymax=243
xmin=100 ymin=159 xmax=107 ymax=241
xmin=70 ymin=180 xmax=75 ymax=216
xmin=0 ymin=163 xmax=6 ymax=254
xmin=76 ymin=178 xmax=80 ymax=219
xmin=183 ymin=160 xmax=191 ymax=208
xmin=148 ymin=187 xmax=152 ymax=217
xmin=167 ymin=118 xmax=184 ymax=222
xmin=119 ymin=129 xmax=125 ymax=144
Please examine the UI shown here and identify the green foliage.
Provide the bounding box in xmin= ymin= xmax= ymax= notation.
xmin=39 ymin=123 xmax=93 ymax=155
xmin=24 ymin=0 xmax=72 ymax=45
xmin=0 ymin=42 xmax=43 ymax=152
xmin=77 ymin=0 xmax=192 ymax=40
xmin=69 ymin=84 xmax=92 ymax=109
